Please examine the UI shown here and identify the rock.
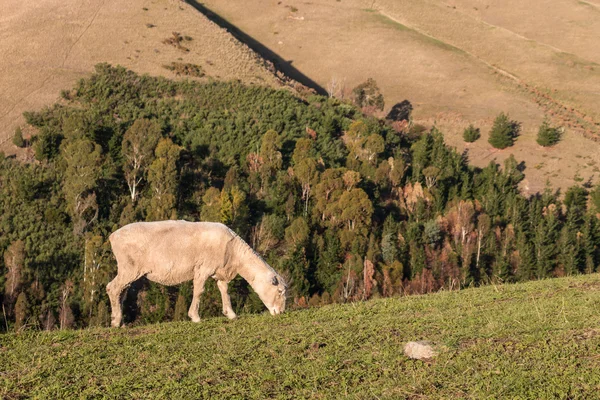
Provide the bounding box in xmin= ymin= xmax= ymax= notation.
xmin=404 ymin=341 xmax=438 ymax=361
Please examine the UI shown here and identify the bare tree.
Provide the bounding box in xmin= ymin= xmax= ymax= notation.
xmin=326 ymin=76 xmax=346 ymax=99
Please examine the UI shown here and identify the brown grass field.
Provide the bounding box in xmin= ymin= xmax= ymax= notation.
xmin=199 ymin=0 xmax=600 ymax=194
xmin=0 ymin=0 xmax=284 ymax=154
xmin=2 ymin=0 xmax=600 ymax=193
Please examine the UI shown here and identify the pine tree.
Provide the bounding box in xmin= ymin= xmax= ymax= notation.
xmin=381 ymin=215 xmax=398 ymax=265
xmin=536 ymin=119 xmax=561 ymax=147
xmin=488 ymin=112 xmax=519 ymax=149
xmin=462 ymin=125 xmax=480 ymax=143
xmin=14 ymin=292 xmax=29 ymax=331
xmin=315 ymin=231 xmax=343 ymax=293
xmin=13 ymin=127 xmax=25 ymax=148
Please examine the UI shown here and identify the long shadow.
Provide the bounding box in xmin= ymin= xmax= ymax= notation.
xmin=185 ymin=0 xmax=327 ymax=95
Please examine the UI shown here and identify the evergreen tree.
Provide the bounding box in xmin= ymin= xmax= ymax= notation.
xmin=14 ymin=292 xmax=29 ymax=330
xmin=462 ymin=125 xmax=480 ymax=143
xmin=315 ymin=232 xmax=343 ymax=293
xmin=13 ymin=127 xmax=25 ymax=148
xmin=488 ymin=112 xmax=519 ymax=149
xmin=381 ymin=215 xmax=398 ymax=265
xmin=536 ymin=119 xmax=561 ymax=147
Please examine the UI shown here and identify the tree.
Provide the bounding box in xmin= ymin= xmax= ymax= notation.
xmin=314 ymin=168 xmax=345 ymax=221
xmin=13 ymin=127 xmax=25 ymax=148
xmin=173 ymin=293 xmax=188 ymax=321
xmin=3 ymin=240 xmax=25 ymax=314
xmin=201 ymin=187 xmax=222 ymax=222
xmin=381 ymin=215 xmax=398 ymax=265
xmin=536 ymin=119 xmax=561 ymax=147
xmin=122 ymin=119 xmax=162 ymax=203
xmin=14 ymin=292 xmax=29 ymax=330
xmin=61 ymin=138 xmax=103 ymax=233
xmin=259 ymin=130 xmax=283 ymax=190
xmin=284 ymin=217 xmax=310 ymax=248
xmin=352 ymin=78 xmax=384 ymax=111
xmin=463 ymin=125 xmax=480 ymax=143
xmin=363 ymin=134 xmax=385 ymax=165
xmin=488 ymin=112 xmax=519 ymax=149
xmin=293 ymin=139 xmax=319 ymax=216
xmin=220 ymin=186 xmax=249 ymax=233
xmin=59 ymin=280 xmax=75 ymax=329
xmin=147 ymin=138 xmax=181 ymax=221
xmin=83 ymin=234 xmax=108 ymax=317
xmin=422 ymin=166 xmax=441 ymax=189
xmin=590 ymin=185 xmax=600 ymax=214
xmin=339 ymin=188 xmax=373 ymax=232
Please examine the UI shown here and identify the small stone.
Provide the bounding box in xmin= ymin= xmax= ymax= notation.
xmin=404 ymin=341 xmax=438 ymax=360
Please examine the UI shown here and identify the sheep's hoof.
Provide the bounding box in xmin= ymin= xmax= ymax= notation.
xmin=224 ymin=311 xmax=237 ymax=320
xmin=189 ymin=315 xmax=201 ymax=323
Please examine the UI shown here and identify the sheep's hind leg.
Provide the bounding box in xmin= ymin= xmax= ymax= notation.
xmin=188 ymin=271 xmax=209 ymax=323
xmin=217 ymin=280 xmax=237 ymax=320
xmin=106 ymin=271 xmax=138 ymax=327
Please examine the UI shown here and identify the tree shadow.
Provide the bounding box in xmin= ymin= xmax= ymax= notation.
xmin=185 ymin=0 xmax=327 ymax=95
xmin=386 ymin=100 xmax=413 ymax=121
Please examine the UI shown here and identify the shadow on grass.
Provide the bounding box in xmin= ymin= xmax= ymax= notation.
xmin=184 ymin=0 xmax=327 ymax=95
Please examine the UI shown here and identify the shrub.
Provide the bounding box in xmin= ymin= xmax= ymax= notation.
xmin=536 ymin=119 xmax=561 ymax=147
xmin=488 ymin=112 xmax=519 ymax=149
xmin=13 ymin=127 xmax=25 ymax=148
xmin=163 ymin=62 xmax=205 ymax=78
xmin=462 ymin=125 xmax=480 ymax=143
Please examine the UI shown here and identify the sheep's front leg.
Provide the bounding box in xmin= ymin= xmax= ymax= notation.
xmin=217 ymin=280 xmax=237 ymax=320
xmin=188 ymin=271 xmax=209 ymax=323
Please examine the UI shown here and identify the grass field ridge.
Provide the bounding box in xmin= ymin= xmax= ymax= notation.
xmin=3 ymin=274 xmax=600 ymax=398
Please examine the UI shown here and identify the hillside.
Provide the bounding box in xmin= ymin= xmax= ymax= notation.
xmin=1 ymin=65 xmax=600 ymax=335
xmin=2 ymin=274 xmax=600 ymax=398
xmin=0 ymin=0 xmax=286 ymax=154
xmin=199 ymin=0 xmax=600 ymax=193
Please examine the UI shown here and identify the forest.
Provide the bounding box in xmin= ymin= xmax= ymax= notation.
xmin=1 ymin=64 xmax=599 ymax=331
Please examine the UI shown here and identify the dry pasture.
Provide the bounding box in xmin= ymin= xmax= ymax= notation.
xmin=199 ymin=0 xmax=600 ymax=193
xmin=0 ymin=0 xmax=284 ymax=154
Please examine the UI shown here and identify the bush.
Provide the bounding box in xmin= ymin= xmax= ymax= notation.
xmin=536 ymin=119 xmax=561 ymax=147
xmin=462 ymin=125 xmax=480 ymax=143
xmin=13 ymin=127 xmax=25 ymax=147
xmin=488 ymin=112 xmax=519 ymax=149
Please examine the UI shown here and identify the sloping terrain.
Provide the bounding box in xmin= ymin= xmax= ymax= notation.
xmin=0 ymin=0 xmax=285 ymax=153
xmin=2 ymin=274 xmax=600 ymax=398
xmin=199 ymin=0 xmax=600 ymax=193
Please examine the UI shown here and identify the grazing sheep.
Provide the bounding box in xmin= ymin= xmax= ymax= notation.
xmin=106 ymin=221 xmax=287 ymax=327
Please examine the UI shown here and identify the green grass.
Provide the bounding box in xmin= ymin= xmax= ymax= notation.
xmin=2 ymin=275 xmax=600 ymax=399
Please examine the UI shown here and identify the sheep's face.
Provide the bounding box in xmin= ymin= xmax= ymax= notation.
xmin=258 ymin=275 xmax=287 ymax=315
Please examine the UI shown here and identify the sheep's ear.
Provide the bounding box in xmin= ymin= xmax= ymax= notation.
xmin=272 ymin=276 xmax=279 ymax=286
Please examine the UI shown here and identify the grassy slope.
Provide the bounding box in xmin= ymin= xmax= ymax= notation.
xmin=2 ymin=275 xmax=600 ymax=399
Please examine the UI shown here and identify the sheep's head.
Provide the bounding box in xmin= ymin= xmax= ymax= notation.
xmin=257 ymin=274 xmax=287 ymax=315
